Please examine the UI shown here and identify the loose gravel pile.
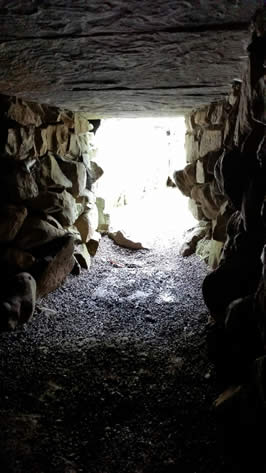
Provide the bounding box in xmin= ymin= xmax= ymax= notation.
xmin=0 ymin=235 xmax=227 ymax=473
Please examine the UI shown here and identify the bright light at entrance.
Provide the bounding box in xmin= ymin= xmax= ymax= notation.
xmin=94 ymin=118 xmax=197 ymax=248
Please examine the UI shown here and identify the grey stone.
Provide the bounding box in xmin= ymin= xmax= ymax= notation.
xmin=15 ymin=217 xmax=66 ymax=250
xmin=0 ymin=0 xmax=260 ymax=115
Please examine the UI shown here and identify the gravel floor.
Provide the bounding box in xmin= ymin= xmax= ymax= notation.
xmin=0 ymin=235 xmax=227 ymax=473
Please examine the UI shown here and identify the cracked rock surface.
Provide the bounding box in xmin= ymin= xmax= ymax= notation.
xmin=0 ymin=235 xmax=228 ymax=473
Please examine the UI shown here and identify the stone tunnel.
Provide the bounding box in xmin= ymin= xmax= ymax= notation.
xmin=0 ymin=1 xmax=265 ymax=472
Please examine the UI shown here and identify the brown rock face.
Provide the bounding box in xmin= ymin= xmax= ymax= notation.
xmin=0 ymin=1 xmax=261 ymax=116
xmin=35 ymin=236 xmax=75 ymax=299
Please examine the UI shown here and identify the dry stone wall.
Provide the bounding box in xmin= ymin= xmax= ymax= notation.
xmin=177 ymin=8 xmax=266 ymax=269
xmin=0 ymin=95 xmax=102 ymax=330
xmin=182 ymin=9 xmax=266 ymax=462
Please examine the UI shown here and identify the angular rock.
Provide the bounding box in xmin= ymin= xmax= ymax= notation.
xmin=196 ymin=158 xmax=208 ymax=184
xmin=188 ymin=198 xmax=204 ymax=221
xmin=87 ymin=161 xmax=104 ymax=187
xmin=56 ymin=156 xmax=87 ymax=197
xmin=15 ymin=217 xmax=66 ymax=250
xmin=87 ymin=231 xmax=101 ymax=257
xmin=96 ymin=197 xmax=110 ymax=233
xmin=0 ymin=159 xmax=39 ymax=202
xmin=76 ymin=189 xmax=96 ymax=209
xmin=208 ymin=102 xmax=224 ymax=126
xmin=180 ymin=223 xmax=210 ymax=257
xmin=193 ymin=108 xmax=209 ymax=126
xmin=68 ymin=133 xmax=81 ymax=157
xmin=191 ymin=183 xmax=220 ymax=220
xmin=74 ymin=211 xmax=95 ymax=243
xmin=74 ymin=113 xmax=90 ymax=134
xmin=74 ymin=243 xmax=91 ymax=269
xmin=27 ymin=189 xmax=82 ymax=226
xmin=185 ymin=132 xmax=199 ymax=163
xmin=71 ymin=257 xmax=82 ymax=276
xmin=5 ymin=128 xmax=21 ymax=157
xmin=34 ymin=127 xmax=48 ymax=156
xmin=7 ymin=98 xmax=59 ymax=127
xmin=199 ymin=130 xmax=222 ymax=158
xmin=35 ymin=235 xmax=75 ymax=298
xmin=109 ymin=230 xmax=147 ymax=250
xmin=0 ymin=205 xmax=28 ymax=242
xmin=212 ymin=202 xmax=234 ymax=243
xmin=0 ymin=272 xmax=36 ymax=331
xmin=40 ymin=153 xmax=72 ymax=189
xmin=174 ymin=162 xmax=196 ymax=197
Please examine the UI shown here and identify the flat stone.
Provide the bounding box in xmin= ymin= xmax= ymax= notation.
xmin=0 ymin=0 xmax=260 ymax=115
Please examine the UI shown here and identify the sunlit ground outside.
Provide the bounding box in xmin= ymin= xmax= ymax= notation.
xmin=94 ymin=117 xmax=197 ymax=248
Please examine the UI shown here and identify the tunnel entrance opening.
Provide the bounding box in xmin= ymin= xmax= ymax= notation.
xmin=94 ymin=117 xmax=197 ymax=249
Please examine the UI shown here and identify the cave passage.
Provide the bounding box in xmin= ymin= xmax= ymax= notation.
xmin=0 ymin=228 xmax=225 ymax=473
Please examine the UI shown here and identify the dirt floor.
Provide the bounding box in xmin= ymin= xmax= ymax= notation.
xmin=0 ymin=235 xmax=229 ymax=473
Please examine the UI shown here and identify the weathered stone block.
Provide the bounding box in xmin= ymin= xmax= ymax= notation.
xmin=15 ymin=216 xmax=66 ymax=250
xmin=57 ymin=156 xmax=87 ymax=197
xmin=188 ymin=198 xmax=204 ymax=221
xmin=7 ymin=98 xmax=59 ymax=127
xmin=199 ymin=130 xmax=222 ymax=158
xmin=208 ymin=103 xmax=224 ymax=125
xmin=96 ymin=197 xmax=110 ymax=233
xmin=191 ymin=183 xmax=220 ymax=220
xmin=74 ymin=243 xmax=91 ymax=269
xmin=74 ymin=113 xmax=90 ymax=134
xmin=193 ymin=108 xmax=209 ymax=126
xmin=74 ymin=210 xmax=95 ymax=243
xmin=185 ymin=132 xmax=199 ymax=163
xmin=212 ymin=201 xmax=233 ymax=242
xmin=87 ymin=231 xmax=101 ymax=256
xmin=36 ymin=236 xmax=75 ymax=298
xmin=40 ymin=153 xmax=72 ymax=189
xmin=174 ymin=162 xmax=196 ymax=197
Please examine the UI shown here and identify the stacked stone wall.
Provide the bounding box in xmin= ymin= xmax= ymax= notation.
xmin=0 ymin=95 xmax=102 ymax=329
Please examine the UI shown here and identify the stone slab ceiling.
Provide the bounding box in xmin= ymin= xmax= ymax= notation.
xmin=0 ymin=0 xmax=262 ymax=116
